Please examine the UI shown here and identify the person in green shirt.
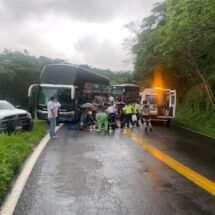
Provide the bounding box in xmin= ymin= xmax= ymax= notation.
xmin=96 ymin=105 xmax=108 ymax=131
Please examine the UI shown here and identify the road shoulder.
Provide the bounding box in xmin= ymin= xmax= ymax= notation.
xmin=0 ymin=124 xmax=63 ymax=215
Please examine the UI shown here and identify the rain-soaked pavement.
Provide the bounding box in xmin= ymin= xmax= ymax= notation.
xmin=14 ymin=125 xmax=215 ymax=215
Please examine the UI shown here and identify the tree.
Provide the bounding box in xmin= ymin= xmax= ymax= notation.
xmin=131 ymin=0 xmax=215 ymax=110
xmin=0 ymin=50 xmax=66 ymax=107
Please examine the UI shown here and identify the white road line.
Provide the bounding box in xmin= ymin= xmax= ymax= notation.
xmin=0 ymin=124 xmax=63 ymax=215
xmin=176 ymin=124 xmax=215 ymax=139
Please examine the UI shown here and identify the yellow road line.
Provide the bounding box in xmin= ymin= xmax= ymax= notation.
xmin=125 ymin=128 xmax=215 ymax=196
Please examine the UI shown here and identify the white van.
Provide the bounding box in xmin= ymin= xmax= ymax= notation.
xmin=140 ymin=88 xmax=176 ymax=125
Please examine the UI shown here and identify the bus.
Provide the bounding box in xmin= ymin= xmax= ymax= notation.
xmin=28 ymin=64 xmax=110 ymax=121
xmin=111 ymin=84 xmax=139 ymax=103
xmin=140 ymin=88 xmax=176 ymax=125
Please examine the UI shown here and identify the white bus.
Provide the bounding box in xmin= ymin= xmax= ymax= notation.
xmin=28 ymin=64 xmax=110 ymax=121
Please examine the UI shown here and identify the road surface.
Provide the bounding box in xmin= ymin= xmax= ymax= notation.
xmin=14 ymin=125 xmax=215 ymax=215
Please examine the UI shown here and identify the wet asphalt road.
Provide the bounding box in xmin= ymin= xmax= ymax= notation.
xmin=14 ymin=125 xmax=215 ymax=215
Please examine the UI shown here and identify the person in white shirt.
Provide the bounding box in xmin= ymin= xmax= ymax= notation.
xmin=106 ymin=102 xmax=116 ymax=114
xmin=141 ymin=100 xmax=152 ymax=131
xmin=47 ymin=96 xmax=61 ymax=138
xmin=106 ymin=102 xmax=117 ymax=130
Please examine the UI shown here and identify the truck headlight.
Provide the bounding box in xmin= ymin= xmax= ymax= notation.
xmin=27 ymin=113 xmax=32 ymax=120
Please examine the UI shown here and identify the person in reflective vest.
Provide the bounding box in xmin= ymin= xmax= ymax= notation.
xmin=123 ymin=102 xmax=133 ymax=128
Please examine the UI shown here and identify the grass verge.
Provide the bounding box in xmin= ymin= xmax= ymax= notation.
xmin=0 ymin=120 xmax=47 ymax=205
xmin=175 ymin=107 xmax=215 ymax=138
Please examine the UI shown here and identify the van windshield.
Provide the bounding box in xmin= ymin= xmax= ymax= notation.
xmin=146 ymin=95 xmax=158 ymax=104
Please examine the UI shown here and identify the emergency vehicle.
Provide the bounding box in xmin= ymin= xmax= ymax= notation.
xmin=140 ymin=88 xmax=176 ymax=125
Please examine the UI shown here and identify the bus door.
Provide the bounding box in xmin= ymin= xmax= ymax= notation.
xmin=28 ymin=84 xmax=39 ymax=118
xmin=169 ymin=90 xmax=176 ymax=117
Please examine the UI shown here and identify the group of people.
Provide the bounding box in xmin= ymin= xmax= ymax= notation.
xmin=47 ymin=95 xmax=153 ymax=138
xmin=80 ymin=98 xmax=152 ymax=132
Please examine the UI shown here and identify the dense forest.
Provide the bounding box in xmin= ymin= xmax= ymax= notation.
xmin=0 ymin=49 xmax=132 ymax=107
xmin=130 ymin=0 xmax=215 ymax=135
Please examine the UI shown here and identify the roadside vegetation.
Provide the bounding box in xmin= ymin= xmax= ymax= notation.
xmin=0 ymin=120 xmax=47 ymax=205
xmin=176 ymin=108 xmax=215 ymax=137
xmin=128 ymin=0 xmax=215 ymax=136
xmin=175 ymin=85 xmax=215 ymax=137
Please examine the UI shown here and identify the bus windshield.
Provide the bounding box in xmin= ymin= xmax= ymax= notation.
xmin=38 ymin=87 xmax=72 ymax=106
xmin=112 ymin=87 xmax=124 ymax=95
xmin=112 ymin=85 xmax=139 ymax=102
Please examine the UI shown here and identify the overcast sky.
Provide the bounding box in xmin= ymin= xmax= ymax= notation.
xmin=0 ymin=0 xmax=159 ymax=71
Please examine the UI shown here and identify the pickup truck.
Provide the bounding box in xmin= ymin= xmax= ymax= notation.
xmin=0 ymin=100 xmax=33 ymax=133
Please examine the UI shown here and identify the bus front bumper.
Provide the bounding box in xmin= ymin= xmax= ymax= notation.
xmin=37 ymin=110 xmax=78 ymax=122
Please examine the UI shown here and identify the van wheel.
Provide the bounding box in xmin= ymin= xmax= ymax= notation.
xmin=166 ymin=119 xmax=170 ymax=126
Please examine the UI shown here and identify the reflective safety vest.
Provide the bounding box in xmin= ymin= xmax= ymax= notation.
xmin=134 ymin=104 xmax=141 ymax=114
xmin=124 ymin=105 xmax=133 ymax=114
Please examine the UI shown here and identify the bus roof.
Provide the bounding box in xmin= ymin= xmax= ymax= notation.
xmin=40 ymin=64 xmax=109 ymax=86
xmin=143 ymin=88 xmax=175 ymax=93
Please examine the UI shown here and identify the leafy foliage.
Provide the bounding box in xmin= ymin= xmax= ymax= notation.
xmin=175 ymin=107 xmax=215 ymax=137
xmin=0 ymin=50 xmax=66 ymax=107
xmin=132 ymin=0 xmax=215 ymax=110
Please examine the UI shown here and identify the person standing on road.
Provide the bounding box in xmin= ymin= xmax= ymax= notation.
xmin=116 ymin=102 xmax=125 ymax=128
xmin=106 ymin=102 xmax=117 ymax=130
xmin=124 ymin=102 xmax=133 ymax=128
xmin=47 ymin=96 xmax=61 ymax=138
xmin=141 ymin=100 xmax=152 ymax=131
xmin=133 ymin=100 xmax=141 ymax=127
